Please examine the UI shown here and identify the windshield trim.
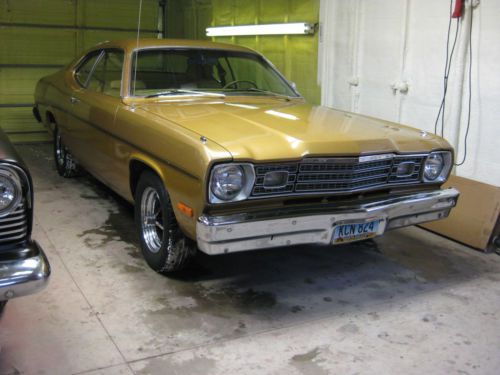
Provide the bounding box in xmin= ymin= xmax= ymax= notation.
xmin=126 ymin=46 xmax=302 ymax=99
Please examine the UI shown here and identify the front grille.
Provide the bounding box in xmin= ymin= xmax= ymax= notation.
xmin=0 ymin=200 xmax=28 ymax=245
xmin=251 ymin=154 xmax=426 ymax=197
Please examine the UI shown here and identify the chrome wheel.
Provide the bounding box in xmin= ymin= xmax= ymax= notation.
xmin=140 ymin=187 xmax=164 ymax=253
xmin=53 ymin=125 xmax=81 ymax=178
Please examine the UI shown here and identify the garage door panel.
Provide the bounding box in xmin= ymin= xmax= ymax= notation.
xmin=182 ymin=6 xmax=198 ymax=39
xmin=212 ymin=0 xmax=233 ymax=26
xmin=0 ymin=67 xmax=60 ymax=105
xmin=196 ymin=6 xmax=213 ymax=39
xmin=0 ymin=107 xmax=42 ymax=132
xmin=0 ymin=28 xmax=76 ymax=65
xmin=234 ymin=0 xmax=257 ymax=25
xmin=0 ymin=0 xmax=75 ymax=26
xmin=259 ymin=0 xmax=289 ymax=24
xmin=289 ymin=0 xmax=319 ymax=22
xmin=80 ymin=0 xmax=158 ymax=31
xmin=1 ymin=1 xmax=160 ymax=143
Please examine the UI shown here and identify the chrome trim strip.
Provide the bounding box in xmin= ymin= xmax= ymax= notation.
xmin=298 ymin=164 xmax=392 ymax=176
xmin=0 ymin=220 xmax=27 ymax=230
xmin=0 ymin=213 xmax=26 ymax=223
xmin=0 ymin=226 xmax=28 ymax=236
xmin=296 ymin=172 xmax=390 ymax=184
xmin=0 ymin=233 xmax=28 ymax=243
xmin=196 ymin=188 xmax=460 ymax=255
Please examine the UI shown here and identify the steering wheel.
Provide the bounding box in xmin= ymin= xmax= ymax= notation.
xmin=222 ymin=80 xmax=258 ymax=90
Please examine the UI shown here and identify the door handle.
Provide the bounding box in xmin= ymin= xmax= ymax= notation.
xmin=70 ymin=97 xmax=80 ymax=104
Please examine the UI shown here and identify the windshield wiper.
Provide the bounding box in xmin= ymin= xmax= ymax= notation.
xmin=145 ymin=89 xmax=225 ymax=98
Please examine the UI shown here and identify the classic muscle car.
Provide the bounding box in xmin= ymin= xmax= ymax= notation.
xmin=0 ymin=129 xmax=50 ymax=315
xmin=34 ymin=39 xmax=459 ymax=274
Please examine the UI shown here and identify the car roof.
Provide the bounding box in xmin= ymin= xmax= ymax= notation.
xmin=92 ymin=38 xmax=257 ymax=54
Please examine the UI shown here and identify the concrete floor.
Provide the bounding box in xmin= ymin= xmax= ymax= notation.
xmin=0 ymin=144 xmax=499 ymax=375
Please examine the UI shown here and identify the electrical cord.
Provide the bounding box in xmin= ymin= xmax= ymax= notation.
xmin=434 ymin=0 xmax=473 ymax=166
xmin=434 ymin=0 xmax=460 ymax=136
xmin=455 ymin=2 xmax=473 ymax=166
xmin=441 ymin=19 xmax=460 ymax=138
xmin=435 ymin=0 xmax=453 ymax=136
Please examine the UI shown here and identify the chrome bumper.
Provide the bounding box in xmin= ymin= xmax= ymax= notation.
xmin=0 ymin=240 xmax=51 ymax=301
xmin=197 ymin=188 xmax=460 ymax=255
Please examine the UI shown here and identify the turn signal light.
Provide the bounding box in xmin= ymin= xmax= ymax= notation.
xmin=177 ymin=202 xmax=193 ymax=218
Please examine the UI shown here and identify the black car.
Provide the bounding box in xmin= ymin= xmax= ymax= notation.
xmin=0 ymin=129 xmax=50 ymax=315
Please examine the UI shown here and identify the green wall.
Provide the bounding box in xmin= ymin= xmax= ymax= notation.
xmin=166 ymin=0 xmax=320 ymax=104
xmin=0 ymin=0 xmax=160 ymax=142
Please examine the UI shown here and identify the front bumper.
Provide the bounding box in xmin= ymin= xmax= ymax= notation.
xmin=0 ymin=240 xmax=51 ymax=301
xmin=197 ymin=188 xmax=460 ymax=255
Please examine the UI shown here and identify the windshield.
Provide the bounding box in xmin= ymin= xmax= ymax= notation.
xmin=130 ymin=48 xmax=298 ymax=98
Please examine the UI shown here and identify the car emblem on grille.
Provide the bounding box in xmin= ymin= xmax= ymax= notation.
xmin=358 ymin=153 xmax=394 ymax=163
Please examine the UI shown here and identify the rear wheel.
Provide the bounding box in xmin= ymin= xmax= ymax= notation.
xmin=134 ymin=171 xmax=196 ymax=274
xmin=54 ymin=126 xmax=81 ymax=178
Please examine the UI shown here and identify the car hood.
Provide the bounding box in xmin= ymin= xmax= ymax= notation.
xmin=137 ymin=97 xmax=451 ymax=161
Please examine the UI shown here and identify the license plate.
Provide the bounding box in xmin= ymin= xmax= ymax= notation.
xmin=332 ymin=220 xmax=380 ymax=244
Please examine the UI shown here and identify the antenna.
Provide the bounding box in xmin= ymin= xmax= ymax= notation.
xmin=133 ymin=0 xmax=143 ymax=96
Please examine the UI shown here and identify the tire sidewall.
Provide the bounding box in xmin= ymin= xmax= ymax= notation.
xmin=53 ymin=126 xmax=79 ymax=178
xmin=53 ymin=127 xmax=67 ymax=176
xmin=134 ymin=171 xmax=177 ymax=272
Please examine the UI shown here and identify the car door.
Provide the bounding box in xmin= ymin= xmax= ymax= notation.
xmin=67 ymin=48 xmax=125 ymax=187
xmin=62 ymin=50 xmax=102 ymax=153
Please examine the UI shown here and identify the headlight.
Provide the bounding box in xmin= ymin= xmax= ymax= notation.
xmin=209 ymin=163 xmax=255 ymax=203
xmin=423 ymin=151 xmax=452 ymax=183
xmin=0 ymin=168 xmax=22 ymax=216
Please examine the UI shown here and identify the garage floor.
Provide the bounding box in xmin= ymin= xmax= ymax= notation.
xmin=0 ymin=144 xmax=499 ymax=375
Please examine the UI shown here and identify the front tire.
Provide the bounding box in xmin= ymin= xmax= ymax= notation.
xmin=134 ymin=171 xmax=196 ymax=274
xmin=54 ymin=126 xmax=81 ymax=178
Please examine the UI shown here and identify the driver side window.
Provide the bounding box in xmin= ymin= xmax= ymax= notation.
xmin=86 ymin=49 xmax=124 ymax=97
xmin=75 ymin=51 xmax=102 ymax=87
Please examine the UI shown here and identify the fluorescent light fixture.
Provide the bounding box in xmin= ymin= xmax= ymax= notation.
xmin=206 ymin=23 xmax=315 ymax=37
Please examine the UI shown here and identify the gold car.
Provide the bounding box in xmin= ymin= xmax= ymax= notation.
xmin=34 ymin=39 xmax=460 ymax=274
